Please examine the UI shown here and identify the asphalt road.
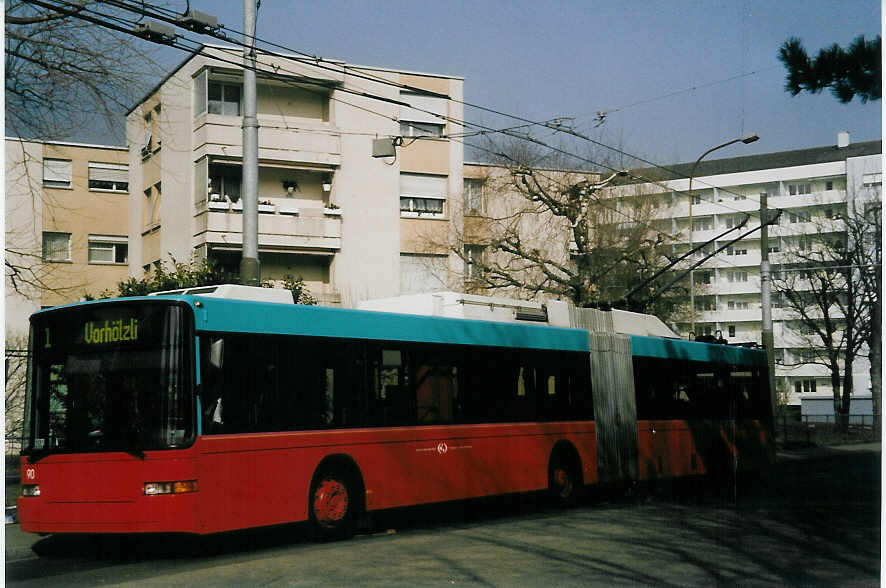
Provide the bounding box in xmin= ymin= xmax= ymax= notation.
xmin=5 ymin=445 xmax=881 ymax=587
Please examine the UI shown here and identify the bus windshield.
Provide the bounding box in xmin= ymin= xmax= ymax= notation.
xmin=23 ymin=301 xmax=194 ymax=458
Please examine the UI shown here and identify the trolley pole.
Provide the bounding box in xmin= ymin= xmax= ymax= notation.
xmin=240 ymin=0 xmax=260 ymax=285
xmin=760 ymin=192 xmax=777 ymax=420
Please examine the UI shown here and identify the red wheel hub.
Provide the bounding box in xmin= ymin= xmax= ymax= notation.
xmin=553 ymin=467 xmax=573 ymax=498
xmin=313 ymin=478 xmax=349 ymax=527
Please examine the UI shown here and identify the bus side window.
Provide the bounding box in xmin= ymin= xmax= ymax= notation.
xmin=200 ymin=336 xmax=226 ymax=434
xmin=415 ymin=364 xmax=456 ymax=424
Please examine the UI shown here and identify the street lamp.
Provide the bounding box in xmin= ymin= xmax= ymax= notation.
xmin=687 ymin=132 xmax=759 ymax=337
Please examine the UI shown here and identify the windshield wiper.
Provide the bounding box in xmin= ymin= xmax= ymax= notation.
xmin=123 ymin=446 xmax=146 ymax=460
xmin=25 ymin=449 xmax=52 ymax=463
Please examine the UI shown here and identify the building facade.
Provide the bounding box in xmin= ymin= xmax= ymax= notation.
xmin=5 ymin=139 xmax=131 ymax=336
xmin=125 ymin=45 xmax=464 ymax=307
xmin=620 ymin=134 xmax=881 ymax=409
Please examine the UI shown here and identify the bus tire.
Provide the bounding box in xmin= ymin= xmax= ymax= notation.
xmin=548 ymin=448 xmax=583 ymax=507
xmin=309 ymin=467 xmax=356 ymax=541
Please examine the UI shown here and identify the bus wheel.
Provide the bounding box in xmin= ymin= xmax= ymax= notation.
xmin=549 ymin=455 xmax=582 ymax=507
xmin=309 ymin=469 xmax=354 ymax=540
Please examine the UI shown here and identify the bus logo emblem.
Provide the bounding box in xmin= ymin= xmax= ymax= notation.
xmin=437 ymin=442 xmax=448 ymax=455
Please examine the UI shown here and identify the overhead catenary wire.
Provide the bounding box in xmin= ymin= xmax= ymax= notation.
xmin=27 ymin=0 xmax=784 ymax=226
xmin=88 ymin=0 xmax=776 ymax=208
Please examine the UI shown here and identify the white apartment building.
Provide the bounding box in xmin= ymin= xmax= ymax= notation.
xmin=625 ymin=133 xmax=881 ymax=411
xmin=126 ymin=45 xmax=464 ymax=307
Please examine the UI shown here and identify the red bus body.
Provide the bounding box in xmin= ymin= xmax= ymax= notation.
xmin=20 ymin=423 xmax=598 ymax=534
xmin=19 ymin=417 xmax=772 ymax=535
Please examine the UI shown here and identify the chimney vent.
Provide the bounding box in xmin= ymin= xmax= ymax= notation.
xmin=837 ymin=131 xmax=850 ymax=148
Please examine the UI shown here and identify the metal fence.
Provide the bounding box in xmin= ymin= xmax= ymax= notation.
xmin=775 ymin=413 xmax=880 ymax=447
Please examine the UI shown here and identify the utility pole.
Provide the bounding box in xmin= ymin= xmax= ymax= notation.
xmin=760 ymin=192 xmax=777 ymax=420
xmin=240 ymin=0 xmax=260 ymax=285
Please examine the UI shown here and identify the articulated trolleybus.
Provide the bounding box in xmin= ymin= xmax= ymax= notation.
xmin=18 ymin=287 xmax=773 ymax=538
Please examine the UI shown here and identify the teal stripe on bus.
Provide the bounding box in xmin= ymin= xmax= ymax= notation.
xmin=629 ymin=334 xmax=766 ymax=366
xmin=173 ymin=296 xmax=591 ymax=352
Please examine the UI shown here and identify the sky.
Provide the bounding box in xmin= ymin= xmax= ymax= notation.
xmin=150 ymin=0 xmax=880 ymax=166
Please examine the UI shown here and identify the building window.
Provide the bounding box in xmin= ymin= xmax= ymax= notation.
xmin=208 ymin=82 xmax=241 ymax=116
xmin=464 ymin=178 xmax=485 ymax=214
xmin=825 ymin=180 xmax=834 ymax=191
xmin=862 ymin=173 xmax=882 ymax=187
xmin=727 ymin=300 xmax=749 ymax=310
xmin=795 ymin=379 xmax=817 ymax=394
xmin=88 ymin=162 xmax=129 ymax=192
xmin=789 ymin=210 xmax=812 ymax=223
xmin=43 ymin=158 xmax=72 ymax=188
xmin=692 ymin=217 xmax=713 ymax=231
xmin=400 ymin=254 xmax=447 ymax=295
xmin=88 ymin=235 xmax=128 ymax=264
xmin=696 ymin=325 xmax=713 ymax=337
xmin=728 ymin=325 xmax=736 ymax=338
xmin=399 ymin=94 xmax=446 ymax=138
xmin=400 ymin=173 xmax=446 ymax=218
xmin=139 ymin=113 xmax=153 ymax=158
xmin=698 ymin=271 xmax=712 ymax=285
xmin=694 ymin=298 xmax=714 ymax=311
xmin=726 ymin=244 xmax=747 ymax=256
xmin=464 ymin=244 xmax=485 ymax=280
xmin=42 ymin=232 xmax=71 ymax=262
xmin=733 ymin=194 xmax=746 ymax=201
xmin=144 ymin=182 xmax=162 ymax=230
xmin=772 ymin=293 xmax=782 ymax=308
xmin=724 ymin=216 xmax=742 ymax=229
xmin=209 ymin=165 xmax=242 ymax=203
xmin=788 ymin=183 xmax=811 ymax=196
xmin=400 ymin=121 xmax=444 ymax=138
xmin=727 ymin=271 xmax=748 ymax=283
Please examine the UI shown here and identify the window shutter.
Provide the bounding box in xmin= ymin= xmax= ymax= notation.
xmin=88 ymin=163 xmax=128 ymax=183
xmin=43 ymin=159 xmax=72 ymax=183
xmin=194 ymin=158 xmax=208 ymax=208
xmin=399 ymin=94 xmax=446 ymax=125
xmin=400 ymin=173 xmax=446 ymax=197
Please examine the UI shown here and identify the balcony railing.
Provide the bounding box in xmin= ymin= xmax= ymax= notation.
xmin=195 ymin=206 xmax=342 ymax=252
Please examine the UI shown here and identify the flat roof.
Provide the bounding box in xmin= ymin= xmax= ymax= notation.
xmin=625 ymin=140 xmax=882 ymax=183
xmin=128 ymin=43 xmax=461 ymax=114
xmin=5 ymin=137 xmax=127 ymax=151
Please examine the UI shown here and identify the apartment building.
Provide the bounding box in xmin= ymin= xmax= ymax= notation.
xmin=126 ymin=45 xmax=464 ymax=307
xmin=5 ymin=139 xmax=131 ymax=336
xmin=620 ymin=133 xmax=881 ymax=410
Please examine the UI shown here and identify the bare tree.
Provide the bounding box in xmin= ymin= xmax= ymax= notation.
xmin=443 ymin=144 xmax=686 ymax=323
xmin=5 ymin=0 xmax=165 ymax=143
xmin=5 ymin=1 xmax=167 ymax=302
xmin=5 ymin=334 xmax=29 ymax=456
xmin=772 ymin=208 xmax=877 ymax=429
xmin=853 ymin=202 xmax=881 ymax=429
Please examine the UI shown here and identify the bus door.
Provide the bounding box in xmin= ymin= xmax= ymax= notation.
xmin=589 ymin=333 xmax=638 ymax=485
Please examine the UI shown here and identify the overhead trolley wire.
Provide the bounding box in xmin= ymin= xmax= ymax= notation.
xmin=30 ymin=0 xmax=778 ymax=224
xmin=99 ymin=0 xmax=768 ymax=207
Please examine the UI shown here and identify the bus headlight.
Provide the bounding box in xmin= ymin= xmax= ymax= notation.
xmin=21 ymin=485 xmax=40 ymax=497
xmin=144 ymin=480 xmax=197 ymax=495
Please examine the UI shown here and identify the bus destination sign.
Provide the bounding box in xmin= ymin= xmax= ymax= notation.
xmin=84 ymin=318 xmax=140 ymax=344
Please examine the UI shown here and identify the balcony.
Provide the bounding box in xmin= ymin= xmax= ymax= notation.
xmin=193 ymin=115 xmax=341 ymax=167
xmin=195 ymin=206 xmax=342 ymax=253
xmin=771 ymin=188 xmax=846 ymax=210
xmin=696 ymin=308 xmax=761 ymax=323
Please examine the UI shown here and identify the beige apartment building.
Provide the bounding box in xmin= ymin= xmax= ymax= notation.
xmin=5 ymin=139 xmax=131 ymax=336
xmin=126 ymin=45 xmax=464 ymax=306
